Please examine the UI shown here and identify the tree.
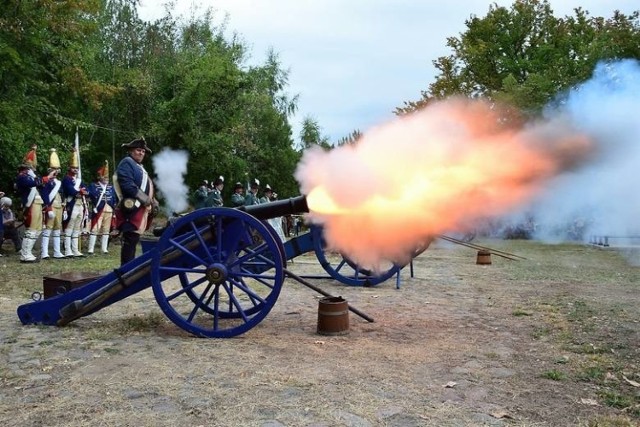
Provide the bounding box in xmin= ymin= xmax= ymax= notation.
xmin=299 ymin=116 xmax=330 ymax=150
xmin=336 ymin=129 xmax=362 ymax=147
xmin=0 ymin=0 xmax=113 ymax=188
xmin=0 ymin=0 xmax=304 ymax=201
xmin=396 ymin=0 xmax=640 ymax=116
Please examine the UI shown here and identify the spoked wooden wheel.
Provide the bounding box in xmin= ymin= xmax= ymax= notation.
xmin=151 ymin=208 xmax=284 ymax=338
xmin=311 ymin=225 xmax=401 ymax=287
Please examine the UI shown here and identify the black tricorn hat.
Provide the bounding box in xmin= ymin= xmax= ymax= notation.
xmin=234 ymin=182 xmax=244 ymax=189
xmin=122 ymin=137 xmax=152 ymax=153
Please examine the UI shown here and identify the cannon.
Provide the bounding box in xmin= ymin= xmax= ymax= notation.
xmin=17 ymin=196 xmax=420 ymax=338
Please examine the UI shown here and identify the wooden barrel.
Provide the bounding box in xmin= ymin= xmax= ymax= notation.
xmin=476 ymin=250 xmax=492 ymax=265
xmin=317 ymin=296 xmax=349 ymax=336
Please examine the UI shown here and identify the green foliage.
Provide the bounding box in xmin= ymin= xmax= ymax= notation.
xmin=336 ymin=129 xmax=362 ymax=147
xmin=0 ymin=0 xmax=111 ymax=186
xmin=0 ymin=0 xmax=301 ymax=201
xmin=299 ymin=116 xmax=331 ymax=150
xmin=396 ymin=0 xmax=640 ymax=116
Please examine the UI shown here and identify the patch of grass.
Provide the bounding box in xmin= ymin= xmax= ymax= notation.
xmin=103 ymin=347 xmax=120 ymax=354
xmin=84 ymin=328 xmax=115 ymax=341
xmin=531 ymin=326 xmax=551 ymax=339
xmin=537 ymin=302 xmax=562 ymax=313
xmin=116 ymin=312 xmax=166 ymax=334
xmin=567 ymin=300 xmax=596 ymax=322
xmin=541 ymin=369 xmax=566 ymax=381
xmin=0 ymin=247 xmax=119 ymax=299
xmin=587 ymin=414 xmax=640 ymax=427
xmin=512 ymin=308 xmax=531 ymax=316
xmin=82 ymin=312 xmax=167 ymax=340
xmin=598 ymin=390 xmax=633 ymax=410
xmin=570 ymin=343 xmax=612 ymax=355
xmin=578 ymin=366 xmax=606 ymax=382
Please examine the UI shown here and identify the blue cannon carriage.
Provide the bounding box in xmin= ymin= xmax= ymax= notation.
xmin=17 ymin=196 xmax=424 ymax=338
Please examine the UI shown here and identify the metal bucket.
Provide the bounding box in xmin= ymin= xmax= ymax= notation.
xmin=476 ymin=250 xmax=492 ymax=265
xmin=317 ymin=296 xmax=349 ymax=336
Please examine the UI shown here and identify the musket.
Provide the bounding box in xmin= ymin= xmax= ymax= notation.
xmin=73 ymin=129 xmax=89 ymax=231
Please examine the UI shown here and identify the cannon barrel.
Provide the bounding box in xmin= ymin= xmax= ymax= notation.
xmin=153 ymin=195 xmax=309 ymax=237
xmin=239 ymin=195 xmax=308 ymax=219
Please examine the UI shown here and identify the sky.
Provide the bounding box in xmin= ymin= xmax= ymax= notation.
xmin=137 ymin=0 xmax=639 ymax=145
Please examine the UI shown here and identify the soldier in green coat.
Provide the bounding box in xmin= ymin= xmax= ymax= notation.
xmin=231 ymin=182 xmax=245 ymax=207
xmin=192 ymin=180 xmax=209 ymax=210
xmin=205 ymin=176 xmax=224 ymax=207
xmin=244 ymin=178 xmax=261 ymax=206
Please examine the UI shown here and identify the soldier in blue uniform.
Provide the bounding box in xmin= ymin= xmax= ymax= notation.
xmin=87 ymin=161 xmax=117 ymax=254
xmin=15 ymin=147 xmax=53 ymax=262
xmin=40 ymin=149 xmax=65 ymax=259
xmin=61 ymin=149 xmax=88 ymax=257
xmin=113 ymin=137 xmax=157 ymax=265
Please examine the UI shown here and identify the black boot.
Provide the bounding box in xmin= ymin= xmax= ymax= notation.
xmin=120 ymin=231 xmax=140 ymax=266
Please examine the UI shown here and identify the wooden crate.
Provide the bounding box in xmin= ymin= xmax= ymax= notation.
xmin=43 ymin=271 xmax=102 ymax=299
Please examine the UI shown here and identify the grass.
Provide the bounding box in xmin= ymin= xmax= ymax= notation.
xmin=518 ymin=287 xmax=639 ymax=417
xmin=541 ymin=369 xmax=566 ymax=381
xmin=489 ymin=241 xmax=640 ymax=421
xmin=578 ymin=365 xmax=606 ymax=381
xmin=531 ymin=325 xmax=552 ymax=339
xmin=567 ymin=300 xmax=597 ymax=322
xmin=511 ymin=308 xmax=531 ymax=316
xmin=598 ymin=391 xmax=634 ymax=410
xmin=0 ymin=240 xmax=123 ymax=298
xmin=114 ymin=312 xmax=167 ymax=334
xmin=586 ymin=415 xmax=640 ymax=427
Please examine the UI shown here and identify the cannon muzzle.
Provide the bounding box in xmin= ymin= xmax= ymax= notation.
xmin=240 ymin=195 xmax=308 ymax=219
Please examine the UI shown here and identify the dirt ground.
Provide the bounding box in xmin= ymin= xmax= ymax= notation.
xmin=0 ymin=238 xmax=638 ymax=426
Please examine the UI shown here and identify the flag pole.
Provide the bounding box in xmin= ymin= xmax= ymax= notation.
xmin=75 ymin=128 xmax=82 ymax=184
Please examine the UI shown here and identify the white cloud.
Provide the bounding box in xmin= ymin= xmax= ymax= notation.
xmin=138 ymin=0 xmax=639 ymax=143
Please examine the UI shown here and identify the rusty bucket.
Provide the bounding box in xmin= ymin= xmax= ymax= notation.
xmin=476 ymin=250 xmax=492 ymax=265
xmin=317 ymin=296 xmax=349 ymax=336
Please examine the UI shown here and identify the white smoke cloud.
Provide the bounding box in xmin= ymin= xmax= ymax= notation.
xmin=152 ymin=148 xmax=190 ymax=215
xmin=518 ymin=59 xmax=640 ymax=243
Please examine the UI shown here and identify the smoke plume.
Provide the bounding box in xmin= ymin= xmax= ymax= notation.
xmin=152 ymin=148 xmax=189 ymax=215
xmin=295 ymin=59 xmax=640 ymax=267
xmin=523 ymin=59 xmax=640 ymax=244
